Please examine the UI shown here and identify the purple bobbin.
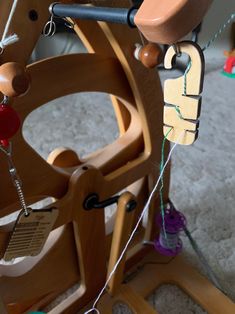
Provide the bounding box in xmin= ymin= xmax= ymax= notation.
xmin=154 ymin=203 xmax=186 ymax=256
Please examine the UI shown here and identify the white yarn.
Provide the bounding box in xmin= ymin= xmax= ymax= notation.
xmin=0 ymin=34 xmax=18 ymax=50
xmin=84 ymin=131 xmax=185 ymax=314
xmin=0 ymin=0 xmax=19 ymax=51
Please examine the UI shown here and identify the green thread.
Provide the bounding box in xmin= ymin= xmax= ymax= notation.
xmin=160 ymin=57 xmax=191 ymax=240
xmin=183 ymin=60 xmax=192 ymax=95
xmin=174 ymin=105 xmax=183 ymax=119
xmin=159 ymin=127 xmax=173 ymax=240
xmin=203 ymin=13 xmax=235 ymax=51
xmin=173 ymin=59 xmax=192 ymax=122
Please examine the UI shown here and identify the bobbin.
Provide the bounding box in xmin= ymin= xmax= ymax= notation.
xmin=154 ymin=203 xmax=186 ymax=256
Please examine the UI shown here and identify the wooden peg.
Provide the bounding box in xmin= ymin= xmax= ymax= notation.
xmin=163 ymin=41 xmax=205 ymax=145
xmin=47 ymin=147 xmax=82 ymax=168
xmin=134 ymin=43 xmax=163 ymax=68
xmin=0 ymin=62 xmax=30 ymax=97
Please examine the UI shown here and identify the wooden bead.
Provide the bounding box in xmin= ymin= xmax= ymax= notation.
xmin=136 ymin=43 xmax=163 ymax=68
xmin=0 ymin=62 xmax=30 ymax=97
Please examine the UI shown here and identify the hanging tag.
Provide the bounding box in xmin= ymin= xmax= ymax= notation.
xmin=163 ymin=41 xmax=205 ymax=145
xmin=3 ymin=207 xmax=58 ymax=261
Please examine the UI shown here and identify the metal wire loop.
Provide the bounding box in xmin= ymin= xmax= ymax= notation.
xmin=43 ymin=15 xmax=56 ymax=37
xmin=0 ymin=141 xmax=29 ymax=216
xmin=0 ymin=95 xmax=9 ymax=105
xmin=0 ymin=141 xmax=12 ymax=156
xmin=172 ymin=43 xmax=181 ymax=57
xmin=63 ymin=18 xmax=75 ymax=29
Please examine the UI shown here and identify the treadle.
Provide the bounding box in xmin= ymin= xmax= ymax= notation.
xmin=97 ymin=251 xmax=235 ymax=314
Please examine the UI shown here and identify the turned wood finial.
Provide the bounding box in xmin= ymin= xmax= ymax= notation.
xmin=0 ymin=62 xmax=30 ymax=97
xmin=134 ymin=43 xmax=163 ymax=68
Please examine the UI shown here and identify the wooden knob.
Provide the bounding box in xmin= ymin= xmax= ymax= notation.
xmin=47 ymin=147 xmax=82 ymax=168
xmin=135 ymin=43 xmax=164 ymax=68
xmin=0 ymin=62 xmax=30 ymax=97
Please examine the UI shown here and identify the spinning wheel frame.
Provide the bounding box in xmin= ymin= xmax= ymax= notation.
xmin=0 ymin=1 xmax=168 ymax=312
xmin=0 ymin=1 xmax=232 ymax=314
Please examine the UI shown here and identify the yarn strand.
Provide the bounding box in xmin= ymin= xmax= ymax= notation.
xmin=84 ymin=131 xmax=184 ymax=314
xmin=0 ymin=0 xmax=19 ymax=52
xmin=203 ymin=13 xmax=235 ymax=51
xmin=159 ymin=127 xmax=173 ymax=242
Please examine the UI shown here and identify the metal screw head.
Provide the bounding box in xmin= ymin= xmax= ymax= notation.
xmin=83 ymin=193 xmax=99 ymax=211
xmin=126 ymin=199 xmax=137 ymax=212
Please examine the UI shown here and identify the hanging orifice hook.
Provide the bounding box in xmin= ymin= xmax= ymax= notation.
xmin=43 ymin=3 xmax=58 ymax=37
xmin=43 ymin=15 xmax=56 ymax=37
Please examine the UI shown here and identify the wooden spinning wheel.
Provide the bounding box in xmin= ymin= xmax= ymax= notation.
xmin=0 ymin=1 xmax=234 ymax=313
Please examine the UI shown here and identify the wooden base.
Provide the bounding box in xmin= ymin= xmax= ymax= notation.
xmin=97 ymin=251 xmax=235 ymax=314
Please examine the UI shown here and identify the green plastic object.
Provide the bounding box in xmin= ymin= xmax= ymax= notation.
xmin=221 ymin=70 xmax=235 ymax=78
xmin=29 ymin=312 xmax=45 ymax=314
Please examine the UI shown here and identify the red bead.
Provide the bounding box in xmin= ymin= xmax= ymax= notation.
xmin=0 ymin=105 xmax=20 ymax=140
xmin=0 ymin=139 xmax=9 ymax=147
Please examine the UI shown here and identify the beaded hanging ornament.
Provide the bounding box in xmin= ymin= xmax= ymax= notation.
xmin=0 ymin=62 xmax=58 ymax=261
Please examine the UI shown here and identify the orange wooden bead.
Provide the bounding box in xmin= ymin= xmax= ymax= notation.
xmin=135 ymin=43 xmax=164 ymax=68
xmin=0 ymin=62 xmax=30 ymax=97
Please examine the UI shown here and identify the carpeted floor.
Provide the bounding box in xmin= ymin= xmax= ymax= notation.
xmin=21 ymin=54 xmax=235 ymax=313
xmin=147 ymin=58 xmax=235 ymax=313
